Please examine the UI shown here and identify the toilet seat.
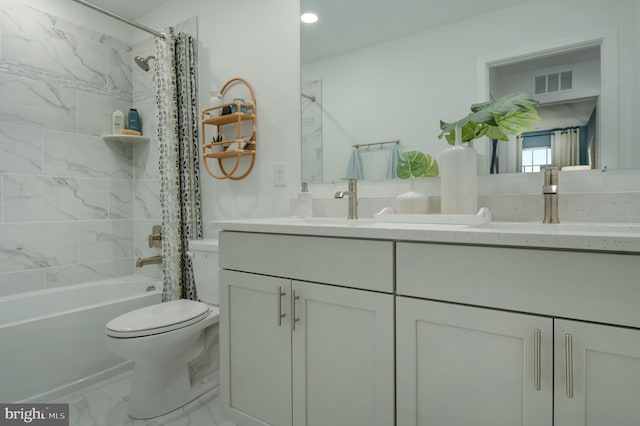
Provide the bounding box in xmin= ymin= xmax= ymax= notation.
xmin=106 ymin=300 xmax=211 ymax=338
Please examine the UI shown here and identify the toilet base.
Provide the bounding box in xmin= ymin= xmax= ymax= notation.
xmin=127 ymin=359 xmax=220 ymax=420
xmin=104 ymin=304 xmax=220 ymax=420
xmin=121 ymin=318 xmax=220 ymax=420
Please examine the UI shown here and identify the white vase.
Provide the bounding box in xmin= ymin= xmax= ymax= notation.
xmin=440 ymin=132 xmax=477 ymax=215
xmin=396 ymin=178 xmax=429 ymax=214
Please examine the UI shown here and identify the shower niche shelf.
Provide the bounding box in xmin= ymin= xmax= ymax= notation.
xmin=201 ymin=77 xmax=256 ymax=180
xmin=102 ymin=134 xmax=149 ymax=143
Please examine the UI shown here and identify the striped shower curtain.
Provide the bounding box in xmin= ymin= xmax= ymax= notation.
xmin=154 ymin=28 xmax=203 ymax=302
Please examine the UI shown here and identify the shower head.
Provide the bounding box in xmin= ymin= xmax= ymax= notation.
xmin=134 ymin=55 xmax=155 ymax=72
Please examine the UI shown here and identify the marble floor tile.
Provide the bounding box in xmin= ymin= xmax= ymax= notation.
xmin=53 ymin=372 xmax=234 ymax=426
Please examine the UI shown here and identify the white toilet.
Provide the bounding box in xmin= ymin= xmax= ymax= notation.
xmin=105 ymin=239 xmax=220 ymax=420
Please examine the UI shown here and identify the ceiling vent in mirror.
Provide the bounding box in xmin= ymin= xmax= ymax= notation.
xmin=534 ymin=70 xmax=573 ymax=95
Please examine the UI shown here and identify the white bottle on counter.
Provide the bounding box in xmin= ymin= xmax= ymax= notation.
xmin=294 ymin=182 xmax=313 ymax=217
xmin=440 ymin=127 xmax=477 ymax=215
xmin=298 ymin=182 xmax=313 ymax=217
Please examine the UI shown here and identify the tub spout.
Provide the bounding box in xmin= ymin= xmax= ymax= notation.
xmin=136 ymin=255 xmax=162 ymax=267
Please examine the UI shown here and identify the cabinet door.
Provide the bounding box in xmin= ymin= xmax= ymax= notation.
xmin=220 ymin=270 xmax=292 ymax=426
xmin=292 ymin=281 xmax=394 ymax=426
xmin=397 ymin=297 xmax=553 ymax=426
xmin=554 ymin=319 xmax=640 ymax=426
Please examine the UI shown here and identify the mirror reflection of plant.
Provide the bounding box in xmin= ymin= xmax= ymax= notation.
xmin=397 ymin=151 xmax=439 ymax=178
xmin=438 ymin=92 xmax=541 ymax=144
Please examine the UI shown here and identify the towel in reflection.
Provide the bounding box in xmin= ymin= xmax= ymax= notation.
xmin=345 ymin=147 xmax=363 ymax=180
xmin=387 ymin=143 xmax=400 ymax=179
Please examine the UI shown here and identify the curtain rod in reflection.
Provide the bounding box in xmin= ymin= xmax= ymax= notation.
xmin=301 ymin=93 xmax=316 ymax=102
xmin=519 ymin=127 xmax=580 ymax=138
xmin=70 ymin=0 xmax=166 ymax=39
xmin=353 ymin=140 xmax=400 ymax=149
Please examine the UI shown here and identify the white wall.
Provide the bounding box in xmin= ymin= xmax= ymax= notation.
xmin=633 ymin=1 xmax=640 ymax=166
xmin=303 ymin=0 xmax=638 ymax=182
xmin=138 ymin=0 xmax=301 ymax=235
xmin=129 ymin=0 xmax=640 ymax=222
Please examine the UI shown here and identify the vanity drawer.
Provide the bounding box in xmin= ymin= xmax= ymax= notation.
xmin=397 ymin=242 xmax=640 ymax=328
xmin=220 ymin=231 xmax=394 ymax=293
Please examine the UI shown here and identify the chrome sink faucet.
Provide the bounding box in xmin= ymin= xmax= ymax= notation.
xmin=543 ymin=167 xmax=559 ymax=223
xmin=334 ymin=178 xmax=358 ymax=219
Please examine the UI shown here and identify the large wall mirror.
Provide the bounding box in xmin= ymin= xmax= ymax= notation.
xmin=300 ymin=0 xmax=640 ymax=184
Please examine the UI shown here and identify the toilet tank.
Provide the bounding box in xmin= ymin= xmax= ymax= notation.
xmin=188 ymin=239 xmax=219 ymax=305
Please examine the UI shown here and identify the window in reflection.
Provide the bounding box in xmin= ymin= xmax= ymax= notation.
xmin=521 ymin=146 xmax=552 ymax=173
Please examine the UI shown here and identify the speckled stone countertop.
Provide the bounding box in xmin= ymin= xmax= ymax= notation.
xmin=214 ymin=217 xmax=640 ymax=254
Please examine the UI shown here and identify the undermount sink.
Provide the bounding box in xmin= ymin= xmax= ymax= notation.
xmin=302 ymin=217 xmax=375 ymax=226
xmin=472 ymin=221 xmax=640 ymax=235
xmin=258 ymin=217 xmax=375 ymax=227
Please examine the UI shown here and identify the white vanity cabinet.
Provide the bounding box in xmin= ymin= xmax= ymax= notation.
xmin=396 ymin=242 xmax=640 ymax=426
xmin=554 ymin=320 xmax=640 ymax=426
xmin=396 ymin=296 xmax=553 ymax=426
xmin=219 ymin=231 xmax=395 ymax=426
xmin=219 ymin=270 xmax=292 ymax=426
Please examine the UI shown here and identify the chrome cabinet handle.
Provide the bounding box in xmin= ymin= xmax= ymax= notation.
xmin=292 ymin=290 xmax=300 ymax=331
xmin=565 ymin=334 xmax=574 ymax=398
xmin=534 ymin=329 xmax=541 ymax=391
xmin=277 ymin=286 xmax=286 ymax=326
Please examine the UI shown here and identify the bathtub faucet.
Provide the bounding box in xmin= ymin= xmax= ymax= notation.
xmin=136 ymin=255 xmax=162 ymax=267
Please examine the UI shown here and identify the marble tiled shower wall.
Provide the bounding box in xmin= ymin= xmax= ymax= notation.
xmin=0 ymin=1 xmax=162 ymax=296
xmin=132 ymin=37 xmax=162 ymax=280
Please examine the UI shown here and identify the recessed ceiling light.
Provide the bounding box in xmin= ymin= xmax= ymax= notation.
xmin=301 ymin=12 xmax=318 ymax=24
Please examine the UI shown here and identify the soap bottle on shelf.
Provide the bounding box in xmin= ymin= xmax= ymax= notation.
xmin=112 ymin=110 xmax=124 ymax=134
xmin=127 ymin=108 xmax=141 ymax=134
xmin=208 ymin=91 xmax=222 ymax=117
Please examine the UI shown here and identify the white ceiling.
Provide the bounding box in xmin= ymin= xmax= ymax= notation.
xmin=82 ymin=0 xmax=172 ymax=20
xmin=300 ymin=0 xmax=532 ymax=64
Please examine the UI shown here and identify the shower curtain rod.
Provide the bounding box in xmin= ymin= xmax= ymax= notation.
xmin=70 ymin=0 xmax=166 ymax=39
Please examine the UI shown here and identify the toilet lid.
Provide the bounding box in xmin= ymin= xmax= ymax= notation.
xmin=106 ymin=300 xmax=210 ymax=338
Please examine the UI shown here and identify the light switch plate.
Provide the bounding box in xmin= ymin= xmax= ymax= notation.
xmin=273 ymin=162 xmax=286 ymax=186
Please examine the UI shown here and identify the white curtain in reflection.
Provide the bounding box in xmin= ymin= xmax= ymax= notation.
xmin=551 ymin=129 xmax=579 ymax=168
xmin=515 ymin=136 xmax=523 ymax=172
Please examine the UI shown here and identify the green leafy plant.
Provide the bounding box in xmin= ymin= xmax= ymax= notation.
xmin=438 ymin=92 xmax=541 ymax=144
xmin=397 ymin=151 xmax=439 ymax=178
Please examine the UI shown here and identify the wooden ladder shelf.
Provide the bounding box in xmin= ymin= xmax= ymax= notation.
xmin=201 ymin=77 xmax=256 ymax=180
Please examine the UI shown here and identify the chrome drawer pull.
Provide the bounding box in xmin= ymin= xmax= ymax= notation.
xmin=534 ymin=329 xmax=541 ymax=391
xmin=277 ymin=286 xmax=286 ymax=326
xmin=292 ymin=290 xmax=300 ymax=331
xmin=565 ymin=334 xmax=574 ymax=398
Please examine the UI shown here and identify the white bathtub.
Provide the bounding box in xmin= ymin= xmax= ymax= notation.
xmin=0 ymin=275 xmax=162 ymax=402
